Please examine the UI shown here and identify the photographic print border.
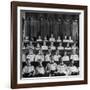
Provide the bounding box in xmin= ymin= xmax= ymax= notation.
xmin=11 ymin=1 xmax=88 ymax=89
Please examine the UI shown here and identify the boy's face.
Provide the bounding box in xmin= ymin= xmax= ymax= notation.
xmin=39 ymin=36 xmax=41 ymax=39
xmin=51 ymin=59 xmax=54 ymax=63
xmin=39 ymin=63 xmax=42 ymax=67
xmin=58 ymin=36 xmax=60 ymax=39
xmin=70 ymin=61 xmax=74 ymax=66
xmin=64 ymin=52 xmax=67 ymax=56
xmin=44 ymin=36 xmax=47 ymax=40
xmin=59 ymin=43 xmax=62 ymax=46
xmin=26 ymin=60 xmax=31 ymax=66
xmin=37 ymin=44 xmax=40 ymax=47
xmin=74 ymin=43 xmax=76 ymax=47
xmin=65 ymin=36 xmax=67 ymax=39
xmin=67 ymin=43 xmax=69 ymax=47
xmin=69 ymin=36 xmax=71 ymax=40
xmin=51 ymin=56 xmax=54 ymax=61
xmin=51 ymin=42 xmax=53 ymax=46
xmin=38 ymin=50 xmax=42 ymax=55
xmin=58 ymin=18 xmax=61 ymax=21
xmin=56 ymin=50 xmax=59 ymax=55
xmin=73 ymin=50 xmax=76 ymax=54
xmin=60 ymin=61 xmax=64 ymax=65
xmin=26 ymin=36 xmax=29 ymax=40
xmin=43 ymin=42 xmax=46 ymax=45
xmin=29 ymin=50 xmax=33 ymax=54
xmin=51 ymin=34 xmax=53 ymax=37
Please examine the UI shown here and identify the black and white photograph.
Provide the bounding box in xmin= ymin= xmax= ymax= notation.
xmin=20 ymin=9 xmax=80 ymax=79
xmin=11 ymin=1 xmax=87 ymax=88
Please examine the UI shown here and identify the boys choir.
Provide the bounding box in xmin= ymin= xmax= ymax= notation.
xmin=22 ymin=34 xmax=79 ymax=78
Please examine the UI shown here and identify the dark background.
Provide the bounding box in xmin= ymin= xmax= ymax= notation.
xmin=21 ymin=10 xmax=79 ymax=42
